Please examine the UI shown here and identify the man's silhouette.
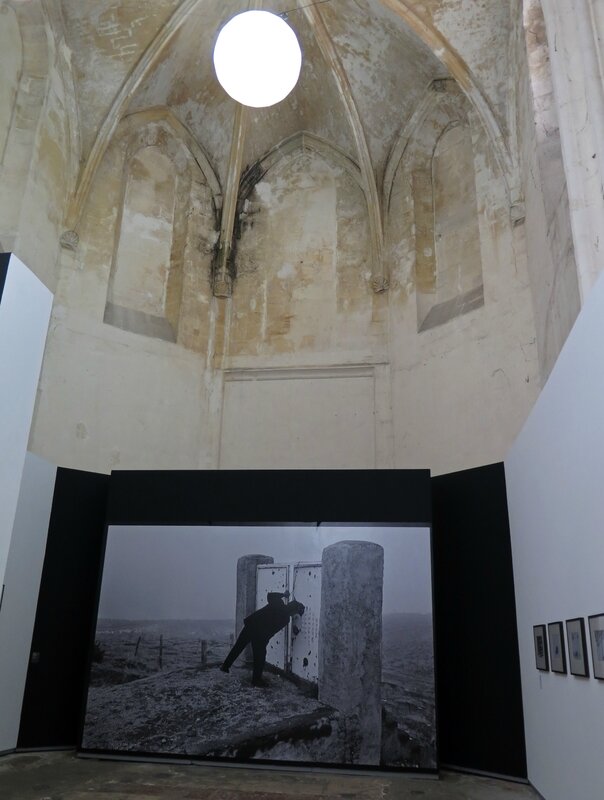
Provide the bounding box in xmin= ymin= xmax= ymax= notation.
xmin=221 ymin=591 xmax=305 ymax=686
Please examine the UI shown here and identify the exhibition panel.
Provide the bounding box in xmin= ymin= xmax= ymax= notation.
xmin=18 ymin=469 xmax=109 ymax=749
xmin=18 ymin=467 xmax=525 ymax=780
xmin=432 ymin=464 xmax=527 ymax=779
xmin=81 ymin=523 xmax=436 ymax=771
xmin=79 ymin=469 xmax=435 ymax=772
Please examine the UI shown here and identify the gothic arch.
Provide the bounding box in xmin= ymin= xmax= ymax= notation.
xmin=116 ymin=108 xmax=221 ymax=211
xmin=68 ymin=0 xmax=514 ymax=229
xmin=99 ymin=112 xmax=219 ymax=348
xmin=239 ymin=131 xmax=363 ymax=202
xmin=385 ymin=81 xmax=484 ymax=332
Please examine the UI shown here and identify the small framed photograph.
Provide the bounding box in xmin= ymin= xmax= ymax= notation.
xmin=588 ymin=614 xmax=604 ymax=680
xmin=533 ymin=624 xmax=549 ymax=671
xmin=547 ymin=621 xmax=567 ymax=674
xmin=566 ymin=617 xmax=589 ymax=677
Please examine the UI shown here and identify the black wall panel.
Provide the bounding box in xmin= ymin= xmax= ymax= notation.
xmin=432 ymin=463 xmax=527 ymax=779
xmin=20 ymin=463 xmax=526 ymax=778
xmin=106 ymin=469 xmax=432 ymax=526
xmin=18 ymin=468 xmax=109 ymax=749
xmin=0 ymin=252 xmax=10 ymax=302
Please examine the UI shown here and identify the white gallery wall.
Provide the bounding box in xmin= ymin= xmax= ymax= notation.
xmin=505 ymin=271 xmax=604 ymax=800
xmin=0 ymin=254 xmax=53 ymax=594
xmin=0 ymin=452 xmax=56 ymax=753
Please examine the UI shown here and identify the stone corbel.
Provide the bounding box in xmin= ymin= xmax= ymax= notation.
xmin=60 ymin=230 xmax=79 ymax=251
xmin=213 ymin=269 xmax=233 ymax=298
xmin=372 ymin=275 xmax=390 ymax=293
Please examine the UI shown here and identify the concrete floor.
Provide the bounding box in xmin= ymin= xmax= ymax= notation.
xmin=0 ymin=751 xmax=541 ymax=800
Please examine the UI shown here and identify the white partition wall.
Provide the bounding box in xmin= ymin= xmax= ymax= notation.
xmin=0 ymin=254 xmax=53 ymax=594
xmin=0 ymin=452 xmax=56 ymax=753
xmin=505 ymin=273 xmax=604 ymax=800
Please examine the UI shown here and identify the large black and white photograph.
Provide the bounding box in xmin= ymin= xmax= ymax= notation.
xmin=81 ymin=524 xmax=436 ymax=770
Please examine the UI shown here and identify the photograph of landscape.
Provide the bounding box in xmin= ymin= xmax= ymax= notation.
xmin=81 ymin=524 xmax=436 ymax=770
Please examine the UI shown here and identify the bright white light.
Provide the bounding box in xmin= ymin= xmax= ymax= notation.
xmin=213 ymin=11 xmax=302 ymax=108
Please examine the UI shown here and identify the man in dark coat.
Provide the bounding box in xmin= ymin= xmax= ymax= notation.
xmin=221 ymin=591 xmax=305 ymax=686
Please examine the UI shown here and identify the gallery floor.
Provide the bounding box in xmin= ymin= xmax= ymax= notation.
xmin=0 ymin=751 xmax=541 ymax=800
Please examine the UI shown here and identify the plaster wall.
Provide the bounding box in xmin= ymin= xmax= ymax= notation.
xmin=0 ymin=3 xmax=77 ymax=292
xmin=29 ymin=114 xmax=221 ymax=474
xmin=0 ymin=3 xmax=45 ymax=257
xmin=541 ymin=0 xmax=604 ymax=301
xmin=414 ymin=0 xmax=512 ymax=139
xmin=14 ymin=11 xmax=77 ymax=293
xmin=387 ymin=112 xmax=540 ymax=476
xmin=505 ymin=269 xmax=604 ymax=800
xmin=513 ymin=0 xmax=580 ymax=381
xmin=29 ymin=109 xmax=540 ymax=475
xmin=220 ymin=371 xmax=377 ymax=470
xmin=29 ymin=307 xmax=217 ymax=473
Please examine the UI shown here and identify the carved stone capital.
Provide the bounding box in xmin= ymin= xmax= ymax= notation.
xmin=60 ymin=230 xmax=79 ymax=251
xmin=372 ymin=275 xmax=390 ymax=294
xmin=213 ymin=272 xmax=233 ymax=298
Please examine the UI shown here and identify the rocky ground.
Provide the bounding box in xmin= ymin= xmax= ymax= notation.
xmin=83 ymin=663 xmax=339 ymax=760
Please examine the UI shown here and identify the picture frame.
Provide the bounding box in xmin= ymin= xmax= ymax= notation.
xmin=533 ymin=624 xmax=549 ymax=671
xmin=566 ymin=617 xmax=589 ymax=677
xmin=588 ymin=613 xmax=604 ymax=680
xmin=547 ymin=621 xmax=567 ymax=674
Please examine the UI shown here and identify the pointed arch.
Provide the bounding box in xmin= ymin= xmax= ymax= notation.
xmin=235 ymin=131 xmax=366 ymax=276
xmin=385 ymin=80 xmax=484 ymax=331
xmin=95 ymin=110 xmax=219 ymax=349
xmin=119 ymin=107 xmax=221 ymax=210
xmin=384 ymin=80 xmax=473 ymax=211
xmin=378 ymin=0 xmax=516 ymax=199
xmin=66 ymin=0 xmax=204 ymax=229
xmin=239 ymin=131 xmax=363 ymax=201
xmin=68 ymin=0 xmax=516 ymax=232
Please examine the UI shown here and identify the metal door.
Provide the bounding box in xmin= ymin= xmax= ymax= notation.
xmin=290 ymin=563 xmax=321 ymax=683
xmin=255 ymin=564 xmax=289 ymax=670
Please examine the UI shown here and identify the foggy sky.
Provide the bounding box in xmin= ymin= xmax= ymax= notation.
xmin=97 ymin=524 xmax=432 ymax=620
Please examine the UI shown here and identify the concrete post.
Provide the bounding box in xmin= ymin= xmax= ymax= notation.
xmin=235 ymin=554 xmax=274 ymax=661
xmin=318 ymin=541 xmax=384 ymax=766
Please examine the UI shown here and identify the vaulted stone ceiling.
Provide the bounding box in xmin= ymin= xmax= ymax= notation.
xmin=58 ymin=0 xmax=502 ymax=190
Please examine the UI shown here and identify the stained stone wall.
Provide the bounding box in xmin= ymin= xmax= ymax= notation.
xmin=28 ymin=99 xmax=540 ymax=475
xmin=1 ymin=0 xmax=601 ymax=477
xmin=387 ymin=87 xmax=540 ymax=475
xmin=513 ymin=0 xmax=581 ymax=381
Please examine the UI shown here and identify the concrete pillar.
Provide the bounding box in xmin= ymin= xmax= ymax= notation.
xmin=318 ymin=540 xmax=384 ymax=766
xmin=235 ymin=554 xmax=274 ymax=661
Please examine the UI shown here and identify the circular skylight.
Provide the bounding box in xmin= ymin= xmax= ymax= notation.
xmin=213 ymin=11 xmax=302 ymax=108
